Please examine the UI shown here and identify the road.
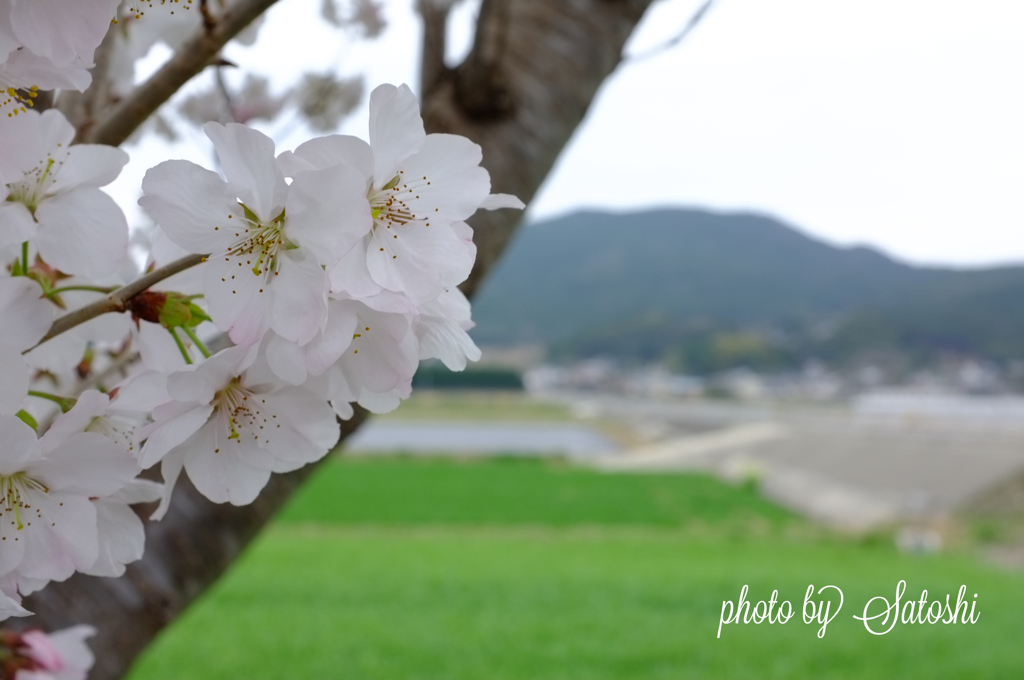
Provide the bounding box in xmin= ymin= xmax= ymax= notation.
xmin=560 ymin=392 xmax=1024 ymax=532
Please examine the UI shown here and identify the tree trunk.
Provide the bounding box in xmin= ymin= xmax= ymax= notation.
xmin=16 ymin=1 xmax=655 ymax=677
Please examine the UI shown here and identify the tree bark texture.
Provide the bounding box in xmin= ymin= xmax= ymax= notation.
xmin=15 ymin=1 xmax=656 ymax=677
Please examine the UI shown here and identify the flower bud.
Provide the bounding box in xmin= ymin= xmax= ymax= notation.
xmin=128 ymin=292 xmax=210 ymax=329
xmin=19 ymin=630 xmax=65 ymax=671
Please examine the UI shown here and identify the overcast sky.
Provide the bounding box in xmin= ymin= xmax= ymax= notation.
xmin=112 ymin=0 xmax=1024 ymax=267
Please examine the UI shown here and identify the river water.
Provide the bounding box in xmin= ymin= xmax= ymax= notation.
xmin=344 ymin=420 xmax=619 ymax=457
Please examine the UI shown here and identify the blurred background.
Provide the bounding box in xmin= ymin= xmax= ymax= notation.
xmin=118 ymin=0 xmax=1023 ymax=677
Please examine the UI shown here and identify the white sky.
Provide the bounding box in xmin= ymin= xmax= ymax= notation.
xmin=110 ymin=0 xmax=1024 ymax=267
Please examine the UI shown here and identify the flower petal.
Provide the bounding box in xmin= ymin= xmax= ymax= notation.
xmin=256 ymin=388 xmax=339 ymax=464
xmin=17 ymin=492 xmax=98 ymax=582
xmin=368 ymin=83 xmax=425 ymax=187
xmin=398 ymin=133 xmax=491 ymax=223
xmin=34 ymin=188 xmax=129 ymax=279
xmin=138 ymin=404 xmax=214 ymax=470
xmin=265 ymin=332 xmax=308 ymax=385
xmin=182 ymin=420 xmax=271 ymax=506
xmin=0 ymin=109 xmax=74 ymax=179
xmin=480 ymin=193 xmax=526 ymax=210
xmin=0 ymin=277 xmax=53 ymax=353
xmin=48 ymin=144 xmax=128 ymax=194
xmin=326 ymin=235 xmax=382 ymax=298
xmin=0 ymin=416 xmax=43 ymax=476
xmin=31 ymin=432 xmax=138 ymax=497
xmin=9 ymin=0 xmax=119 ymax=67
xmin=33 ymin=433 xmax=139 ymax=497
xmin=0 ymin=354 xmax=30 ymax=416
xmin=366 ymin=220 xmax=473 ymax=303
xmin=139 ymin=160 xmax=239 ymax=255
xmin=0 ymin=201 xmax=37 ymax=248
xmin=47 ymin=625 xmax=97 ymax=677
xmin=268 ymin=248 xmax=328 ymax=345
xmin=204 ymin=252 xmax=269 ymax=345
xmin=286 ymin=163 xmax=373 ymax=265
xmin=151 ymin=450 xmax=185 ymax=521
xmin=303 ymin=299 xmax=359 ymax=376
xmin=203 ymin=122 xmax=288 ymax=221
xmin=36 ymin=390 xmax=109 ymax=454
xmin=284 ymin=134 xmax=374 ymax=179
xmin=84 ymin=496 xmax=145 ymax=577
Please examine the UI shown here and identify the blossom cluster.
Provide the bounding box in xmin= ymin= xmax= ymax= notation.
xmin=1 ymin=81 xmax=520 ymax=623
xmin=0 ymin=4 xmax=524 ymax=669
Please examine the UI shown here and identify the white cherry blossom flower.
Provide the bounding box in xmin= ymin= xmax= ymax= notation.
xmin=279 ymin=83 xmax=495 ymax=304
xmin=0 ymin=414 xmax=140 ymax=587
xmin=138 ymin=345 xmax=340 ymax=517
xmin=139 ymin=122 xmax=372 ymax=346
xmin=0 ymin=109 xmax=128 ymax=278
xmin=26 ymin=386 xmax=161 ymax=579
xmin=46 ymin=384 xmax=167 ymax=461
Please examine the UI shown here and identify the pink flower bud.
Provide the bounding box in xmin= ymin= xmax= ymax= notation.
xmin=19 ymin=630 xmax=64 ymax=672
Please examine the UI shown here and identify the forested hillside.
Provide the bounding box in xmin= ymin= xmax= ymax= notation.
xmin=470 ymin=209 xmax=1022 ymax=372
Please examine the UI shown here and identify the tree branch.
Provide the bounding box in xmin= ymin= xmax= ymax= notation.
xmin=28 ymin=253 xmax=207 ymax=351
xmin=417 ymin=0 xmax=452 ymax=97
xmin=452 ymin=0 xmax=512 ymax=119
xmin=81 ymin=0 xmax=281 ymax=146
xmin=426 ymin=0 xmax=658 ymax=298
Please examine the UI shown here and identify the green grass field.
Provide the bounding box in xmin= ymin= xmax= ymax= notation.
xmin=129 ymin=457 xmax=1024 ymax=680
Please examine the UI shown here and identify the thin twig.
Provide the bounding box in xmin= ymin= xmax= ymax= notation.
xmin=29 ymin=253 xmax=208 ymax=351
xmin=82 ymin=0 xmax=281 ymax=146
xmin=214 ymin=65 xmax=239 ymax=123
xmin=622 ymin=0 xmax=717 ymax=63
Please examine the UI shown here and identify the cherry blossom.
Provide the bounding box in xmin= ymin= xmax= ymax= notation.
xmin=0 ymin=26 xmax=523 ymax=645
xmin=0 ymin=109 xmax=128 ymax=278
xmin=279 ymin=83 xmax=488 ymax=304
xmin=139 ymin=122 xmax=372 ymax=346
xmin=138 ymin=345 xmax=340 ymax=517
xmin=0 ymin=414 xmax=140 ymax=591
xmin=308 ymin=299 xmax=420 ymax=416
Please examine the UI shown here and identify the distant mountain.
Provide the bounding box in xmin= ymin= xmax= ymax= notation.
xmin=468 ymin=209 xmax=1022 ymax=372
